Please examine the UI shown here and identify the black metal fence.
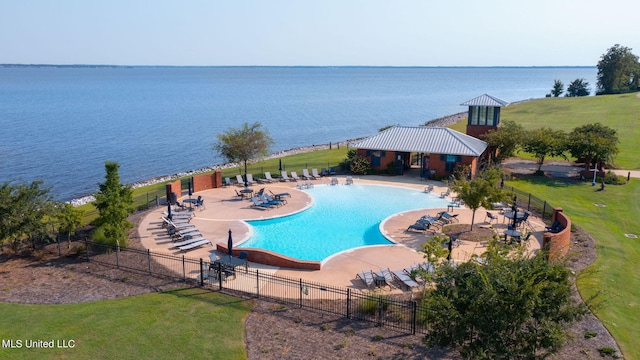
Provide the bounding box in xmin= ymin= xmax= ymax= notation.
xmin=82 ymin=239 xmax=431 ymax=335
xmin=502 ymin=185 xmax=555 ymax=221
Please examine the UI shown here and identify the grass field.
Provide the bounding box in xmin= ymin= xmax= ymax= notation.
xmin=505 ymin=177 xmax=640 ymax=359
xmin=0 ymin=288 xmax=251 ymax=360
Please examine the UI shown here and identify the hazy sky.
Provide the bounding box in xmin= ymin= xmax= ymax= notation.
xmin=1 ymin=0 xmax=638 ymax=66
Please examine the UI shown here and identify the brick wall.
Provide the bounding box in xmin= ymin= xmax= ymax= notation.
xmin=543 ymin=208 xmax=571 ymax=261
xmin=165 ymin=180 xmax=181 ymax=204
xmin=216 ymin=243 xmax=321 ymax=270
xmin=191 ymin=171 xmax=223 ymax=193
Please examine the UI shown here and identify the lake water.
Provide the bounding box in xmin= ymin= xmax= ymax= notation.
xmin=0 ymin=66 xmax=597 ymax=201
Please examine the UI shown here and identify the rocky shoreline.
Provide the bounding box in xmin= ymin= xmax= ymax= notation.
xmin=69 ymin=113 xmax=467 ymax=206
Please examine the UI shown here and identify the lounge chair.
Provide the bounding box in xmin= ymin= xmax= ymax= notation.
xmin=259 ymin=172 xmax=274 ymax=183
xmin=178 ymin=239 xmax=212 ymax=252
xmin=269 ymin=189 xmax=291 ymax=199
xmin=250 ymin=196 xmax=273 ymax=209
xmin=329 ymin=168 xmax=336 ymax=175
xmin=163 ymin=211 xmax=193 ymax=220
xmin=391 ymin=269 xmax=420 ymax=289
xmin=345 ymin=176 xmax=353 ymax=185
xmin=174 ymin=228 xmax=202 ymax=240
xmin=312 ymin=168 xmax=321 ymax=178
xmin=545 ymin=220 xmax=563 ymax=233
xmin=290 ymin=171 xmax=301 ymax=181
xmin=407 ymin=222 xmax=431 ymax=232
xmin=236 ymin=174 xmax=245 ymax=186
xmin=356 ymin=270 xmax=375 ymax=288
xmin=246 ymin=174 xmax=257 ymax=186
xmin=305 ymin=180 xmax=314 ymax=188
xmin=436 ymin=211 xmax=459 ymax=224
xmin=173 ymin=236 xmax=207 ymax=248
xmin=265 ymin=193 xmax=287 ymax=205
xmin=485 ymin=211 xmax=499 ymax=224
xmin=375 ymin=268 xmax=395 ymax=286
xmin=259 ymin=194 xmax=282 ymax=207
xmin=223 ymin=177 xmax=232 ymax=187
xmin=302 ymin=168 xmax=315 ymax=179
xmin=424 ymin=184 xmax=434 ymax=193
xmin=321 ymin=168 xmax=328 ymax=176
xmin=440 ymin=188 xmax=451 ymax=198
xmin=281 ymin=171 xmax=294 ymax=182
xmin=296 ymin=181 xmax=305 ymax=189
xmin=330 ymin=176 xmax=339 ymax=185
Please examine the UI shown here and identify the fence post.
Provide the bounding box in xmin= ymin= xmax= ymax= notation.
xmin=200 ymin=258 xmax=204 ymax=287
xmin=155 ymin=195 xmax=158 ymax=207
xmin=256 ymin=269 xmax=260 ymax=298
xmin=84 ymin=237 xmax=90 ymax=262
xmin=115 ymin=240 xmax=120 ymax=269
xmin=218 ymin=261 xmax=223 ymax=289
xmin=527 ymin=193 xmax=532 ymax=210
xmin=299 ymin=278 xmax=303 ymax=308
xmin=346 ymin=288 xmax=351 ymax=319
xmin=377 ymin=296 xmax=383 ymax=326
xmin=412 ymin=301 xmax=417 ymax=335
xmin=182 ymin=256 xmax=186 ymax=282
xmin=542 ymin=201 xmax=547 ymax=219
xmin=146 ymin=193 xmax=149 ymax=210
xmin=147 ymin=249 xmax=152 ymax=275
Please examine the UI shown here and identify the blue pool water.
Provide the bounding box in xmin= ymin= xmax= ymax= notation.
xmin=239 ymin=184 xmax=450 ymax=261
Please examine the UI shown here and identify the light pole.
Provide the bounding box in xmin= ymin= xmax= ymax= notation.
xmin=589 ymin=162 xmax=598 ymax=186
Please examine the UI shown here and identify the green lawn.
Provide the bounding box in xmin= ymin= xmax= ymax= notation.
xmin=506 ymin=177 xmax=640 ymax=359
xmin=0 ymin=288 xmax=251 ymax=360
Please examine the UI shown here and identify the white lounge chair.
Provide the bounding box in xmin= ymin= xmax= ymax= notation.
xmin=178 ymin=239 xmax=212 ymax=252
xmin=302 ymin=169 xmax=315 ymax=179
xmin=173 ymin=236 xmax=207 ymax=248
xmin=236 ymin=174 xmax=245 ymax=186
xmin=311 ymin=168 xmax=320 ymax=178
xmin=330 ymin=176 xmax=339 ymax=185
xmin=305 ymin=180 xmax=313 ymax=188
xmin=346 ymin=176 xmax=353 ymax=185
xmin=290 ymin=171 xmax=301 ymax=181
xmin=357 ymin=270 xmax=375 ymax=288
xmin=281 ymin=171 xmax=294 ymax=182
xmin=391 ymin=269 xmax=420 ymax=289
xmin=258 ymin=172 xmax=274 ymax=183
xmin=246 ymin=174 xmax=257 ymax=185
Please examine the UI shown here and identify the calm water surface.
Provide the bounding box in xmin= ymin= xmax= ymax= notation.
xmin=0 ymin=66 xmax=597 ymax=200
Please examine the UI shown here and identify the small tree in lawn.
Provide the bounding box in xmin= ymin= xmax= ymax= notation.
xmin=94 ymin=161 xmax=134 ymax=247
xmin=449 ymin=168 xmax=508 ymax=231
xmin=55 ymin=203 xmax=84 ymax=249
xmin=214 ymin=122 xmax=273 ymax=187
xmin=522 ymin=127 xmax=567 ymax=173
xmin=481 ymin=120 xmax=525 ymax=163
xmin=566 ymin=123 xmax=619 ymax=170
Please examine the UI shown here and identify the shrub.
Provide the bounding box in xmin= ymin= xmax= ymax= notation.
xmin=359 ymin=293 xmax=390 ymax=315
xmin=601 ymin=171 xmax=627 ymax=185
xmin=349 ymin=155 xmax=371 ymax=175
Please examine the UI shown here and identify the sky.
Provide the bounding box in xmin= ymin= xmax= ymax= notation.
xmin=1 ymin=0 xmax=638 ymax=67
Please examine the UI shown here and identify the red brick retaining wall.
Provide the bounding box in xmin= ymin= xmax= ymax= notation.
xmin=543 ymin=208 xmax=571 ymax=261
xmin=216 ymin=243 xmax=321 ymax=270
xmin=165 ymin=180 xmax=181 ymax=204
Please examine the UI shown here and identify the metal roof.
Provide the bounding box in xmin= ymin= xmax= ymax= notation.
xmin=350 ymin=126 xmax=488 ymax=157
xmin=460 ymin=94 xmax=509 ymax=107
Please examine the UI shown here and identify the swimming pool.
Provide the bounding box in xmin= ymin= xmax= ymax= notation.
xmin=238 ymin=184 xmax=449 ymax=261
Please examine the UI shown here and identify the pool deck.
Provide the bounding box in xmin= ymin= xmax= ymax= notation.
xmin=137 ymin=174 xmax=545 ymax=291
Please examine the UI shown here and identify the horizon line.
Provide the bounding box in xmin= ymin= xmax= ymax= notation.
xmin=0 ymin=64 xmax=597 ymax=69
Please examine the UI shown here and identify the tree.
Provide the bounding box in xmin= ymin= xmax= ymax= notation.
xmin=566 ymin=123 xmax=619 ymax=169
xmin=596 ymin=44 xmax=640 ymax=95
xmin=214 ymin=122 xmax=273 ymax=187
xmin=481 ymin=120 xmax=525 ymax=163
xmin=522 ymin=128 xmax=567 ymax=172
xmin=565 ymin=78 xmax=591 ymax=97
xmin=449 ymin=168 xmax=508 ymax=230
xmin=55 ymin=203 xmax=84 ymax=249
xmin=94 ymin=161 xmax=134 ymax=246
xmin=548 ymin=79 xmax=563 ymax=97
xmin=421 ymin=242 xmax=586 ymax=359
xmin=0 ymin=180 xmax=55 ymax=251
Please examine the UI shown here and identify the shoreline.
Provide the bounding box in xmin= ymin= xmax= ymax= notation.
xmin=68 ymin=112 xmax=467 ymax=206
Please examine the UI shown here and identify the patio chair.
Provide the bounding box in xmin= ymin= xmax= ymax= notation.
xmin=312 ymin=168 xmax=321 ymax=178
xmin=424 ymin=184 xmax=434 ymax=193
xmin=269 ymin=189 xmax=291 ymax=199
xmin=346 ymin=176 xmax=353 ymax=185
xmin=290 ymin=171 xmax=301 ymax=181
xmin=330 ymin=176 xmax=339 ymax=185
xmin=236 ymin=174 xmax=245 ymax=186
xmin=260 ymin=172 xmax=274 ymax=183
xmin=302 ymin=168 xmax=315 ymax=179
xmin=264 ymin=193 xmax=286 ymax=206
xmin=246 ymin=174 xmax=257 ymax=186
xmin=195 ymin=198 xmax=205 ymax=211
xmin=305 ymin=180 xmax=314 ymax=188
xmin=329 ymin=168 xmax=336 ymax=175
xmin=250 ymin=196 xmax=273 ymax=210
xmin=321 ymin=168 xmax=328 ymax=176
xmin=391 ymin=269 xmax=420 ymax=289
xmin=356 ymin=270 xmax=375 ymax=288
xmin=223 ymin=177 xmax=232 ymax=187
xmin=407 ymin=222 xmax=431 ymax=232
xmin=440 ymin=188 xmax=451 ymax=198
xmin=281 ymin=171 xmax=294 ymax=182
xmin=178 ymin=238 xmax=212 ymax=252
xmin=377 ymin=268 xmax=395 ymax=285
xmin=436 ymin=211 xmax=459 ymax=223
xmin=485 ymin=211 xmax=499 ymax=224
xmin=234 ymin=189 xmax=244 ymax=200
xmin=172 ymin=236 xmax=207 ymax=248
xmin=259 ymin=194 xmax=282 ymax=207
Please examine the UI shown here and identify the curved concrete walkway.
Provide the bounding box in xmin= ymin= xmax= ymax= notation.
xmin=137 ymin=174 xmax=546 ymax=291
